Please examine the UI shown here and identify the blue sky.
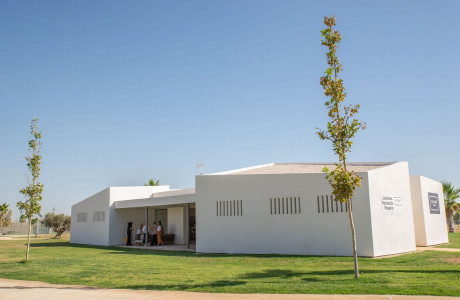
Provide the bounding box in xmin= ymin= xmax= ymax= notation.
xmin=1 ymin=0 xmax=459 ymax=218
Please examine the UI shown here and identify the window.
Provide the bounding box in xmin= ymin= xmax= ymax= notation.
xmin=317 ymin=195 xmax=348 ymax=213
xmin=270 ymin=197 xmax=301 ymax=215
xmin=217 ymin=200 xmax=242 ymax=216
xmin=93 ymin=211 xmax=105 ymax=222
xmin=77 ymin=212 xmax=87 ymax=222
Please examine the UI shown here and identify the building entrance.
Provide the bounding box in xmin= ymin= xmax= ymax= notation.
xmin=155 ymin=209 xmax=168 ymax=234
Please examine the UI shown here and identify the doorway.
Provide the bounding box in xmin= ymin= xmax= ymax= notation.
xmin=155 ymin=209 xmax=168 ymax=234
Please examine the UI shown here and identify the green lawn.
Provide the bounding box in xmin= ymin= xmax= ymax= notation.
xmin=435 ymin=232 xmax=460 ymax=248
xmin=0 ymin=237 xmax=459 ymax=296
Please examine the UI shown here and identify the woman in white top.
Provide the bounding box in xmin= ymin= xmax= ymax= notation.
xmin=157 ymin=221 xmax=164 ymax=246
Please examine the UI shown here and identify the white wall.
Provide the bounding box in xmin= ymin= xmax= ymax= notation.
xmin=167 ymin=206 xmax=185 ymax=244
xmin=196 ymin=172 xmax=375 ymax=256
xmin=367 ymin=162 xmax=416 ymax=257
xmin=70 ymin=188 xmax=110 ymax=246
xmin=410 ymin=175 xmax=448 ymax=246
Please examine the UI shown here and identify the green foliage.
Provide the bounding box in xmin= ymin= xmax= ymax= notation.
xmin=17 ymin=118 xmax=43 ymax=259
xmin=443 ymin=182 xmax=460 ymax=209
xmin=317 ymin=16 xmax=366 ymax=202
xmin=42 ymin=212 xmax=71 ymax=237
xmin=144 ymin=179 xmax=160 ymax=186
xmin=442 ymin=182 xmax=460 ymax=232
xmin=17 ymin=118 xmax=44 ymax=220
xmin=0 ymin=203 xmax=10 ymax=233
xmin=2 ymin=211 xmax=12 ymax=228
xmin=0 ymin=238 xmax=459 ymax=296
xmin=317 ymin=16 xmax=366 ymax=279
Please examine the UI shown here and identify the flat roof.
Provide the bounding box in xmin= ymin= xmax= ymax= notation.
xmin=221 ymin=162 xmax=395 ymax=175
xmin=114 ymin=188 xmax=195 ymax=209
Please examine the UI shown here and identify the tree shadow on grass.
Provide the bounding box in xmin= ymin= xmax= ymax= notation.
xmin=124 ymin=280 xmax=247 ymax=291
xmin=242 ymin=269 xmax=323 ymax=282
xmin=237 ymin=268 xmax=460 ymax=283
xmin=29 ymin=242 xmax=70 ymax=247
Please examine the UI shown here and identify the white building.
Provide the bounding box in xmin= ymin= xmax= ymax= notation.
xmin=71 ymin=162 xmax=448 ymax=257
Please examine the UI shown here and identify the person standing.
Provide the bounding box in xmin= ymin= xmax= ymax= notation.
xmin=157 ymin=221 xmax=163 ymax=246
xmin=126 ymin=222 xmax=133 ymax=246
xmin=142 ymin=223 xmax=148 ymax=244
xmin=150 ymin=222 xmax=157 ymax=246
xmin=136 ymin=224 xmax=142 ymax=240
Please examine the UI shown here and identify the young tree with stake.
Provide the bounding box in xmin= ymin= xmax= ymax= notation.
xmin=17 ymin=118 xmax=44 ymax=260
xmin=317 ymin=16 xmax=366 ymax=279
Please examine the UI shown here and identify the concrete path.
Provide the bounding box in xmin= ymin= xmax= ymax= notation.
xmin=0 ymin=279 xmax=458 ymax=300
xmin=416 ymin=247 xmax=460 ymax=253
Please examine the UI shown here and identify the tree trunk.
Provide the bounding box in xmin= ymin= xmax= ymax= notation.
xmin=55 ymin=229 xmax=63 ymax=238
xmin=0 ymin=215 xmax=3 ymax=236
xmin=26 ymin=218 xmax=32 ymax=260
xmin=347 ymin=199 xmax=359 ymax=279
xmin=446 ymin=210 xmax=455 ymax=233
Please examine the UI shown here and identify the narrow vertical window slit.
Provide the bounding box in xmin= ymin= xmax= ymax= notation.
xmin=322 ymin=195 xmax=325 ymax=213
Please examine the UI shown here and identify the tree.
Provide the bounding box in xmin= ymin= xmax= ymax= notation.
xmin=42 ymin=212 xmax=71 ymax=237
xmin=2 ymin=211 xmax=12 ymax=232
xmin=17 ymin=118 xmax=44 ymax=260
xmin=442 ymin=182 xmax=460 ymax=232
xmin=0 ymin=203 xmax=10 ymax=235
xmin=144 ymin=179 xmax=160 ymax=186
xmin=317 ymin=16 xmax=366 ymax=279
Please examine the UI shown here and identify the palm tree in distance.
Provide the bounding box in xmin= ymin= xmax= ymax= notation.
xmin=442 ymin=182 xmax=460 ymax=232
xmin=144 ymin=179 xmax=160 ymax=186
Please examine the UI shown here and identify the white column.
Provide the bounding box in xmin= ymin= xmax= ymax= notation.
xmin=145 ymin=206 xmax=149 ymax=247
xmin=186 ymin=203 xmax=190 ymax=249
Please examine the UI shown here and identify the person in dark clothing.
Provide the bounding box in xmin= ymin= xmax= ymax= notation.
xmin=126 ymin=222 xmax=133 ymax=246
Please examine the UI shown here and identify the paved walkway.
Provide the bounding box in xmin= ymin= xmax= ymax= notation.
xmin=416 ymin=246 xmax=460 ymax=253
xmin=0 ymin=279 xmax=458 ymax=300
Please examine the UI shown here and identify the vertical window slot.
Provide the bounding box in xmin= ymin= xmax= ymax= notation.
xmin=322 ymin=195 xmax=325 ymax=213
xmin=326 ymin=195 xmax=329 ymax=213
xmin=298 ymin=197 xmax=301 ymax=214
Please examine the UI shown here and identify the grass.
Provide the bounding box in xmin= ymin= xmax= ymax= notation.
xmin=435 ymin=232 xmax=460 ymax=248
xmin=0 ymin=237 xmax=459 ymax=296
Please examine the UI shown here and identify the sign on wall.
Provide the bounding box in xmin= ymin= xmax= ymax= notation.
xmin=382 ymin=196 xmax=403 ymax=215
xmin=428 ymin=192 xmax=440 ymax=214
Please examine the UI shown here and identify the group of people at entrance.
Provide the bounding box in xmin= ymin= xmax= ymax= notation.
xmin=126 ymin=221 xmax=164 ymax=246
